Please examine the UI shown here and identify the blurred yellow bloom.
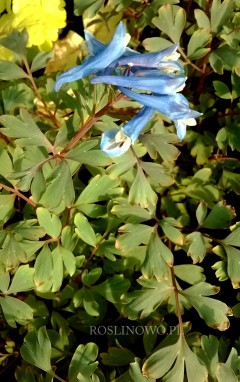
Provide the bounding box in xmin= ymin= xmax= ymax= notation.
xmin=0 ymin=0 xmax=66 ymax=59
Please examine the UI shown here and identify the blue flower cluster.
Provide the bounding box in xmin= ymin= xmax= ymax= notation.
xmin=55 ymin=22 xmax=202 ymax=157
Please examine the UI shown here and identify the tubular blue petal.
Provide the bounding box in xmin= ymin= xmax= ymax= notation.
xmin=91 ymin=74 xmax=186 ymax=94
xmin=122 ymin=106 xmax=155 ymax=142
xmin=134 ymin=60 xmax=184 ymax=74
xmin=84 ymin=30 xmax=106 ymax=55
xmin=174 ymin=120 xmax=187 ymax=141
xmin=100 ymin=128 xmax=132 ymax=157
xmin=111 ymin=44 xmax=180 ymax=69
xmin=174 ymin=117 xmax=197 ymax=140
xmin=55 ymin=22 xmax=129 ymax=91
xmin=119 ymin=87 xmax=202 ymax=120
xmin=100 ymin=106 xmax=154 ymax=157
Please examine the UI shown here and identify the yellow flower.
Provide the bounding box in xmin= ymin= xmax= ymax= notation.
xmin=0 ymin=0 xmax=66 ymax=59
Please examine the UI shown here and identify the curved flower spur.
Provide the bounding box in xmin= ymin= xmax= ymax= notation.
xmin=55 ymin=22 xmax=202 ymax=156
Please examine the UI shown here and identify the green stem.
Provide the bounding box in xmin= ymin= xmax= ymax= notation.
xmin=168 ymin=241 xmax=184 ymax=337
xmin=51 ymin=371 xmax=67 ymax=382
xmin=0 ymin=183 xmax=37 ymax=208
xmin=22 ymin=57 xmax=61 ymax=129
xmin=60 ymin=93 xmax=125 ymax=155
xmin=178 ymin=47 xmax=204 ymax=73
xmin=77 ymin=229 xmax=110 ymax=283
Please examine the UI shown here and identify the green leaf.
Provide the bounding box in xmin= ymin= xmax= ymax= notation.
xmin=231 ymin=72 xmax=240 ymax=100
xmin=75 ymin=174 xmax=123 ymax=205
xmin=140 ymin=133 xmax=180 ymax=162
xmin=141 ymin=231 xmax=173 ymax=281
xmin=31 ymin=50 xmax=53 ymax=72
xmin=194 ymin=9 xmax=211 ymax=29
xmin=34 ymin=245 xmax=53 ymax=292
xmin=82 ymin=268 xmax=102 ymax=286
xmin=39 ymin=160 xmax=75 ymax=211
xmin=36 ymin=207 xmax=62 ymax=238
xmin=209 ymin=51 xmax=224 ymax=74
xmin=0 ymin=61 xmax=29 ymax=80
xmin=20 ymin=327 xmax=52 ymax=373
xmin=143 ymin=336 xmax=207 ymax=381
xmin=142 ymin=37 xmax=174 ymax=52
xmin=7 ymin=265 xmax=35 ymax=294
xmin=219 ymin=170 xmax=240 ymax=195
xmin=201 ymin=201 xmax=235 ymax=229
xmin=186 ymin=232 xmax=212 ymax=263
xmin=111 ymin=198 xmax=152 ymax=223
xmin=142 ymin=339 xmax=180 ymax=380
xmin=0 ymin=109 xmax=53 ymax=150
xmin=216 ymin=363 xmax=238 ymax=382
xmin=0 ymin=194 xmax=15 ymax=224
xmin=9 ymin=220 xmax=44 ymax=239
xmin=212 ymin=260 xmax=228 ymax=282
xmin=223 ymin=227 xmax=240 ymax=247
xmin=212 ymin=46 xmax=240 ymax=72
xmin=190 ymin=134 xmax=213 ymax=165
xmin=223 ymin=245 xmax=240 ymax=289
xmin=2 ymin=83 xmax=34 ymax=114
xmin=52 ymin=245 xmax=76 ymax=292
xmin=210 ymin=0 xmax=234 ymax=34
xmin=106 ymin=150 xmax=137 ymax=178
xmin=60 ymin=246 xmax=76 ymax=276
xmin=66 ymin=141 xmax=111 ymax=167
xmin=15 ymin=364 xmax=38 ymax=382
xmin=51 ymin=246 xmax=63 ymax=292
xmin=61 ymin=225 xmax=79 ymax=251
xmin=0 ymin=296 xmax=33 ymax=328
xmin=116 ymin=224 xmax=154 ymax=253
xmin=0 ymin=265 xmax=10 ymax=293
xmin=0 ymin=235 xmax=28 ymax=268
xmin=74 ymin=212 xmax=97 ymax=246
xmin=196 ymin=202 xmax=208 ymax=225
xmin=101 ymin=347 xmax=135 ymax=366
xmin=68 ymin=343 xmax=98 ymax=382
xmin=187 ymin=29 xmax=211 ymax=60
xmin=0 ymin=147 xmax=13 ymax=178
xmin=73 ymin=0 xmax=104 ymax=17
xmin=0 ymin=29 xmax=28 ymax=58
xmin=153 ymin=4 xmax=186 ymax=43
xmin=31 ymin=167 xmax=46 ymax=202
xmin=159 ymin=218 xmax=183 ymax=245
xmin=174 ymin=265 xmax=206 ymax=285
xmin=180 ymin=282 xmax=231 ymax=331
xmin=213 ymin=81 xmax=232 ymax=99
xmin=129 ymin=165 xmax=157 ymax=208
xmin=198 ymin=335 xmax=219 ymax=377
xmin=121 ymin=277 xmax=173 ymax=320
xmin=130 ymin=358 xmax=155 ymax=382
xmin=141 ymin=161 xmax=174 ymax=187
xmin=83 ymin=288 xmax=101 ymax=316
xmin=94 ymin=274 xmax=130 ymax=303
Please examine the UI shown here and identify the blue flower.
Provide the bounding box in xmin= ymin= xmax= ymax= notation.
xmin=54 ymin=22 xmax=130 ymax=91
xmin=90 ymin=73 xmax=186 ymax=95
xmin=100 ymin=106 xmax=154 ymax=157
xmin=54 ymin=22 xmax=202 ymax=152
xmin=118 ymin=87 xmax=201 ymax=141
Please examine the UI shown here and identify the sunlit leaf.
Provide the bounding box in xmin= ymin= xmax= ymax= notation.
xmin=74 ymin=212 xmax=97 ymax=247
xmin=153 ymin=4 xmax=186 ymax=43
xmin=68 ymin=342 xmax=98 ymax=382
xmin=180 ymin=282 xmax=231 ymax=331
xmin=141 ymin=231 xmax=173 ymax=281
xmin=0 ymin=295 xmax=33 ymax=328
xmin=20 ymin=327 xmax=52 ymax=373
